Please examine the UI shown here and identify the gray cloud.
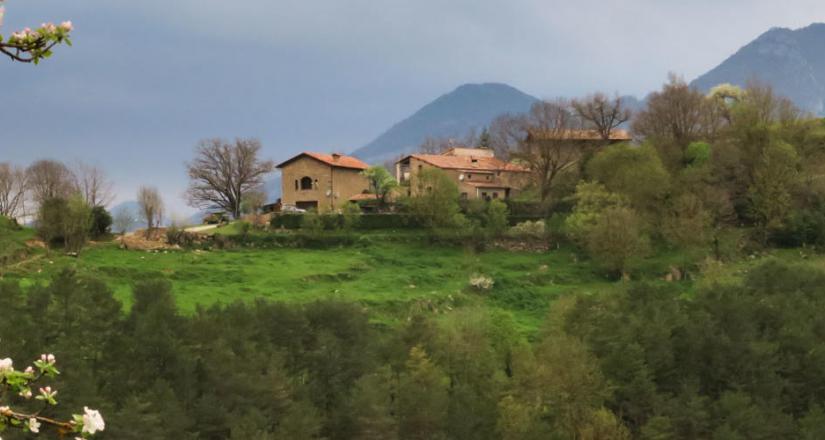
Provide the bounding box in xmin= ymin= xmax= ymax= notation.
xmin=2 ymin=0 xmax=825 ymax=210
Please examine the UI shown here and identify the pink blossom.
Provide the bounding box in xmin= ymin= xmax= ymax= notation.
xmin=59 ymin=20 xmax=73 ymax=31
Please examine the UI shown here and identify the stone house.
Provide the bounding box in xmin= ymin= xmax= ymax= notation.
xmin=395 ymin=147 xmax=530 ymax=200
xmin=277 ymin=152 xmax=371 ymax=213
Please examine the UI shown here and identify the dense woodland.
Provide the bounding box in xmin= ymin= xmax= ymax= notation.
xmin=2 ymin=260 xmax=825 ymax=439
xmin=4 ymin=78 xmax=825 ymax=439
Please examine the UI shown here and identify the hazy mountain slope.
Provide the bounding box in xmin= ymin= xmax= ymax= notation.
xmin=352 ymin=83 xmax=538 ymax=164
xmin=692 ymin=23 xmax=825 ymax=115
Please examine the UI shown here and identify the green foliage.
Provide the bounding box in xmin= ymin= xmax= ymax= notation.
xmin=89 ymin=206 xmax=113 ymax=239
xmin=408 ymin=168 xmax=463 ymax=228
xmin=684 ymin=141 xmax=711 ymax=166
xmin=341 ymin=203 xmax=362 ymax=231
xmin=587 ymin=143 xmax=671 ymax=212
xmin=584 ymin=206 xmax=650 ymax=276
xmin=300 ymin=211 xmax=324 ymax=235
xmin=64 ymin=195 xmax=92 ymax=253
xmin=361 ymin=166 xmax=399 ymax=206
xmin=37 ymin=197 xmax=69 ymax=246
xmin=484 ymin=199 xmax=510 ymax=236
xmin=565 ymin=181 xmax=628 ymax=244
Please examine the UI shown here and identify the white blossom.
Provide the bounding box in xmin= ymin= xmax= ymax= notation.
xmin=28 ymin=418 xmax=40 ymax=433
xmin=81 ymin=407 xmax=105 ymax=434
xmin=0 ymin=357 xmax=12 ymax=374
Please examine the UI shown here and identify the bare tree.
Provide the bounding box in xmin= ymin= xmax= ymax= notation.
xmin=26 ymin=159 xmax=75 ymax=204
xmin=73 ymin=162 xmax=115 ymax=207
xmin=632 ymin=76 xmax=713 ymax=145
xmin=419 ymin=136 xmax=455 ymax=154
xmin=137 ymin=186 xmax=164 ymax=235
xmin=0 ymin=162 xmax=28 ymax=219
xmin=186 ymin=138 xmax=275 ymax=219
xmin=513 ymin=100 xmax=587 ymax=202
xmin=112 ymin=206 xmax=136 ymax=235
xmin=572 ymin=92 xmax=632 ymax=141
xmin=488 ymin=113 xmax=529 ymax=159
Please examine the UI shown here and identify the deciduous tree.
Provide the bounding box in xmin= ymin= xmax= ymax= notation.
xmin=137 ymin=186 xmax=164 ymax=234
xmin=572 ymin=92 xmax=632 ymax=141
xmin=0 ymin=162 xmax=28 ymax=219
xmin=186 ymin=138 xmax=275 ymax=219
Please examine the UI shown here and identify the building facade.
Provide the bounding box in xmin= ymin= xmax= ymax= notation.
xmin=395 ymin=147 xmax=530 ymax=200
xmin=277 ymin=152 xmax=371 ymax=213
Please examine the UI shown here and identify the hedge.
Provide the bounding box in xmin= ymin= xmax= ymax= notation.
xmin=271 ymin=213 xmax=424 ymax=230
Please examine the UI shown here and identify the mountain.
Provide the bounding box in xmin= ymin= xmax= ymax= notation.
xmin=692 ymin=23 xmax=825 ymax=115
xmin=351 ymin=83 xmax=538 ymax=164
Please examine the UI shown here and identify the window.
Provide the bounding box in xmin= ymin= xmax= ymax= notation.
xmin=294 ymin=180 xmax=298 ymax=190
xmin=486 ymin=175 xmax=491 ymax=181
xmin=460 ymin=192 xmax=468 ymax=199
xmin=492 ymin=192 xmax=499 ymax=199
xmin=467 ymin=173 xmax=472 ymax=180
xmin=300 ymin=176 xmax=313 ymax=190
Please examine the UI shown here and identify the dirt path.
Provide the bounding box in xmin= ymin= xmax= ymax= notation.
xmin=185 ymin=224 xmax=219 ymax=233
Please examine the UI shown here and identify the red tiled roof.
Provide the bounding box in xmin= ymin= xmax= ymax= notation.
xmin=277 ymin=152 xmax=369 ymax=170
xmin=399 ymin=154 xmax=529 ymax=173
xmin=349 ymin=193 xmax=381 ymax=201
xmin=464 ymin=182 xmax=513 ymax=189
xmin=526 ymin=129 xmax=632 ymax=141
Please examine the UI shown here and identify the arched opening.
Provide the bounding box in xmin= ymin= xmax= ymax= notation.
xmin=300 ymin=176 xmax=313 ymax=190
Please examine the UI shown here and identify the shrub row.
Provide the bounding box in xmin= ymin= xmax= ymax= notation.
xmin=270 ymin=212 xmax=546 ymax=230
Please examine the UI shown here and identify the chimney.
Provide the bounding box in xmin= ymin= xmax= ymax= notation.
xmin=332 ymin=153 xmax=341 ymax=161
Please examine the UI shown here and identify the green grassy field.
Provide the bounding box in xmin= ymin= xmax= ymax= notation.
xmin=4 ymin=235 xmax=624 ymax=331
xmin=4 ymin=220 xmax=821 ymax=333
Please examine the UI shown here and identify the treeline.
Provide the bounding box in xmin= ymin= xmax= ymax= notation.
xmin=2 ymin=261 xmax=825 ymax=439
xmin=471 ymin=79 xmax=825 ymax=276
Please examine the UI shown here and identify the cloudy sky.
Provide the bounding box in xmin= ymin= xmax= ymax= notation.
xmin=2 ymin=0 xmax=825 ymax=213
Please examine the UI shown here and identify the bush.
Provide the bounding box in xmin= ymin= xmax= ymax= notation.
xmin=484 ymin=199 xmax=509 ymax=236
xmin=37 ymin=197 xmax=69 ymax=246
xmin=341 ymin=203 xmax=362 ymax=230
xmin=166 ymin=227 xmax=198 ymax=247
xmin=301 ymin=211 xmax=324 ymax=235
xmin=508 ymin=220 xmax=546 ymax=239
xmin=271 ymin=214 xmax=304 ymax=229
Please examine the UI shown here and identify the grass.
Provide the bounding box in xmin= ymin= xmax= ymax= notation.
xmin=7 ymin=222 xmax=823 ymax=334
xmin=3 ymin=234 xmax=622 ymax=332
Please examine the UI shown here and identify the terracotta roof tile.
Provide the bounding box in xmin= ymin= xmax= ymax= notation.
xmin=349 ymin=193 xmax=381 ymax=201
xmin=277 ymin=152 xmax=369 ymax=170
xmin=401 ymin=154 xmax=529 ymax=173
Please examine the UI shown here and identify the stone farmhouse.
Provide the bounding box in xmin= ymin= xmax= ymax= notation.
xmin=277 ymin=152 xmax=370 ymax=213
xmin=395 ymin=147 xmax=530 ymax=200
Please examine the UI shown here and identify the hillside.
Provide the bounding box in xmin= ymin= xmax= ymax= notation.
xmin=692 ymin=23 xmax=825 ymax=115
xmin=351 ymin=83 xmax=538 ymax=164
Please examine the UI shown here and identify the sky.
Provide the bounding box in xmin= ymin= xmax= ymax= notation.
xmin=2 ymin=0 xmax=825 ymax=214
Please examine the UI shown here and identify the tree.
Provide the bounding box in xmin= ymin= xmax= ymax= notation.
xmin=512 ymin=100 xmax=587 ymax=202
xmin=26 ymin=159 xmax=75 ymax=205
xmin=488 ymin=113 xmax=529 ymax=159
xmin=361 ymin=166 xmax=398 ymax=207
xmin=572 ymin=92 xmax=632 ymax=141
xmin=396 ymin=346 xmax=449 ymax=440
xmin=0 ymin=162 xmax=28 ymax=219
xmin=36 ymin=197 xmax=69 ymax=246
xmin=112 ymin=206 xmax=136 ymax=235
xmin=89 ymin=206 xmax=113 ymax=239
xmin=586 ymin=143 xmax=671 ymax=213
xmin=186 ymin=138 xmax=275 ymax=219
xmin=63 ymin=194 xmax=92 ymax=253
xmin=632 ymin=75 xmax=721 ymax=168
xmin=585 ymin=206 xmax=649 ymax=277
xmin=0 ymin=3 xmax=73 ymax=64
xmin=408 ymin=168 xmax=463 ymax=228
xmin=484 ymin=199 xmax=509 ymax=236
xmin=73 ymin=163 xmax=115 ymax=208
xmin=137 ymin=186 xmax=164 ymax=235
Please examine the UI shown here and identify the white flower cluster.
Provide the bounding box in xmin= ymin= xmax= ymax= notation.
xmin=0 ymin=353 xmax=105 ymax=438
xmin=7 ymin=21 xmax=72 ymax=43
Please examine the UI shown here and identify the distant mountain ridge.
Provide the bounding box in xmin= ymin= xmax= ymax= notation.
xmin=351 ymin=83 xmax=538 ymax=164
xmin=692 ymin=23 xmax=825 ymax=115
